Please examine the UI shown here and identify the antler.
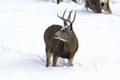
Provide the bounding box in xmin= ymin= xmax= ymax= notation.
xmin=71 ymin=11 xmax=77 ymax=23
xmin=67 ymin=10 xmax=73 ymax=21
xmin=67 ymin=10 xmax=76 ymax=24
xmin=57 ymin=9 xmax=76 ymax=24
xmin=57 ymin=9 xmax=67 ymax=21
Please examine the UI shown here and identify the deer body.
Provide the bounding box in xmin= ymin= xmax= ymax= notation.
xmin=85 ymin=0 xmax=112 ymax=14
xmin=44 ymin=10 xmax=78 ymax=67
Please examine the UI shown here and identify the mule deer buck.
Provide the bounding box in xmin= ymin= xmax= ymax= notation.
xmin=44 ymin=10 xmax=79 ymax=67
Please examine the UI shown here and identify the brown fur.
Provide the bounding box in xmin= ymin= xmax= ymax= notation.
xmin=85 ymin=0 xmax=112 ymax=14
xmin=100 ymin=0 xmax=112 ymax=14
xmin=44 ymin=11 xmax=79 ymax=67
xmin=44 ymin=25 xmax=62 ymax=46
xmin=44 ymin=25 xmax=78 ymax=67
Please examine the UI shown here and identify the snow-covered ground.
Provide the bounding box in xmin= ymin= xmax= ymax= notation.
xmin=0 ymin=0 xmax=120 ymax=80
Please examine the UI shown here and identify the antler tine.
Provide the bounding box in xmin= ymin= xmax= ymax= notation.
xmin=71 ymin=11 xmax=77 ymax=23
xmin=67 ymin=10 xmax=73 ymax=22
xmin=62 ymin=9 xmax=67 ymax=18
xmin=57 ymin=9 xmax=67 ymax=21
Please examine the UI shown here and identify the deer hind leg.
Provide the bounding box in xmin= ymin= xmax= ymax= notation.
xmin=46 ymin=48 xmax=51 ymax=67
xmin=85 ymin=1 xmax=89 ymax=10
xmin=53 ymin=54 xmax=58 ymax=67
xmin=68 ymin=57 xmax=74 ymax=66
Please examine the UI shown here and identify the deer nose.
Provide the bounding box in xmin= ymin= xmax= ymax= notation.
xmin=101 ymin=2 xmax=104 ymax=7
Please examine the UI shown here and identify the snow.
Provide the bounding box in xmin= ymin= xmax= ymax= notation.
xmin=0 ymin=0 xmax=120 ymax=80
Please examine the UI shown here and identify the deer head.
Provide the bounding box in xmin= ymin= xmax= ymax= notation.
xmin=57 ymin=9 xmax=76 ymax=30
xmin=54 ymin=10 xmax=77 ymax=42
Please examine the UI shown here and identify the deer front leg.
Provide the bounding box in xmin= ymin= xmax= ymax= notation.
xmin=53 ymin=54 xmax=58 ymax=67
xmin=46 ymin=49 xmax=51 ymax=67
xmin=68 ymin=57 xmax=74 ymax=66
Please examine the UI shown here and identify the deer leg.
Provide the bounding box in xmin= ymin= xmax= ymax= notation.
xmin=68 ymin=57 xmax=74 ymax=66
xmin=72 ymin=0 xmax=77 ymax=3
xmin=53 ymin=54 xmax=58 ymax=67
xmin=46 ymin=49 xmax=51 ymax=67
xmin=57 ymin=0 xmax=59 ymax=4
xmin=85 ymin=1 xmax=91 ymax=11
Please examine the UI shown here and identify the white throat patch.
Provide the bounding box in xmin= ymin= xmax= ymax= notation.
xmin=54 ymin=37 xmax=68 ymax=42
